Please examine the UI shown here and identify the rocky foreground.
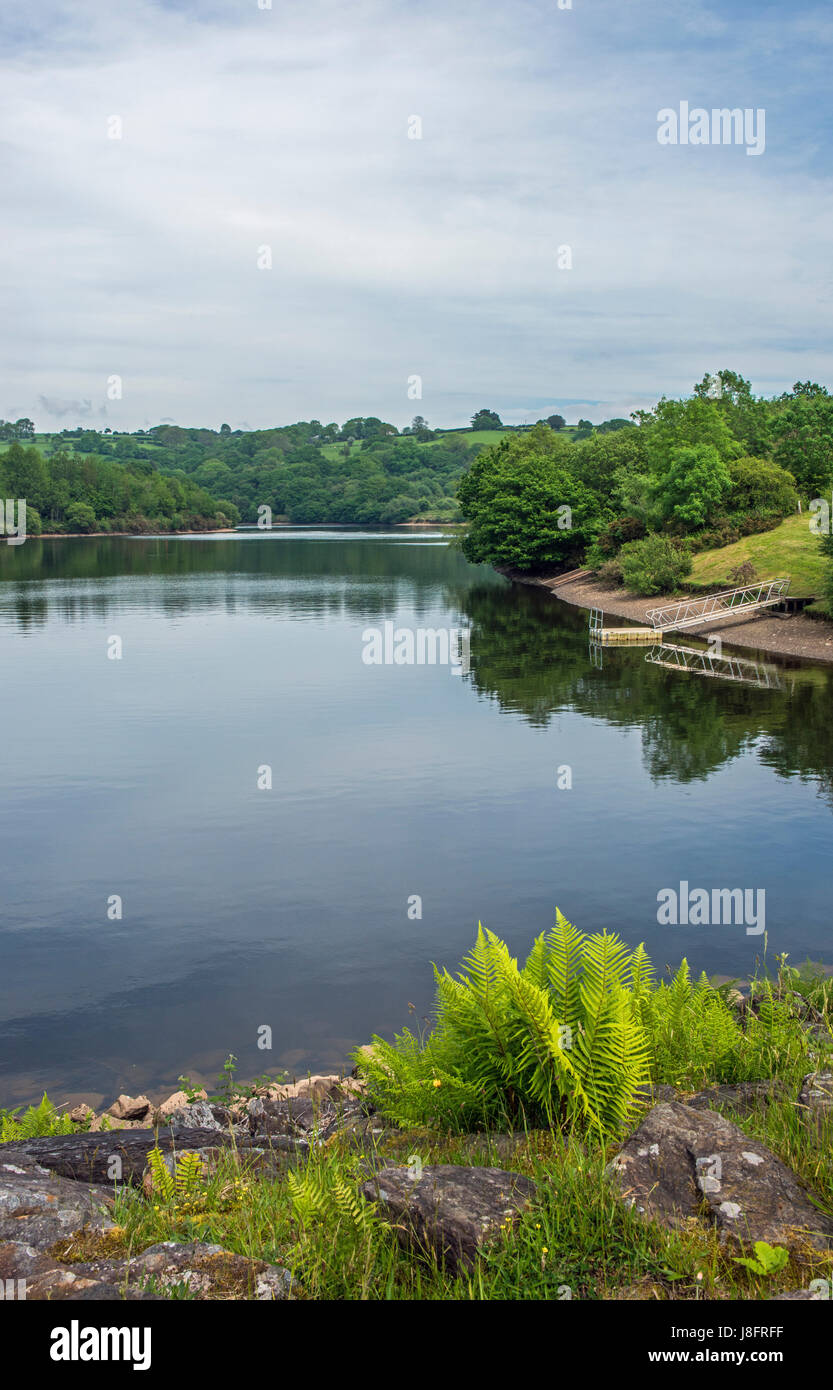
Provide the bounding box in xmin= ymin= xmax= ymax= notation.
xmin=1 ymin=1068 xmax=832 ymax=1300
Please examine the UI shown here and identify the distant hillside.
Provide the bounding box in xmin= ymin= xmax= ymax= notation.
xmin=0 ymin=410 xmax=622 ymax=529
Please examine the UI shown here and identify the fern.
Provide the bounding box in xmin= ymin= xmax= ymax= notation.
xmin=637 ymin=961 xmax=744 ymax=1087
xmin=146 ymin=1148 xmax=206 ymax=1207
xmin=147 ymin=1146 xmax=176 ymax=1202
xmin=174 ymin=1152 xmax=205 ymax=1200
xmin=288 ymin=1168 xmax=375 ymax=1234
xmin=1 ymin=1094 xmax=74 ymax=1141
xmin=356 ymin=913 xmax=653 ymax=1136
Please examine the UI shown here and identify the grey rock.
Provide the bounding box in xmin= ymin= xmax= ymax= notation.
xmin=0 ymin=1127 xmax=259 ymax=1186
xmin=0 ymin=1157 xmax=117 ymax=1251
xmin=685 ymin=1079 xmax=787 ymax=1116
xmin=247 ymin=1093 xmax=382 ymax=1149
xmin=167 ymin=1101 xmax=237 ymax=1133
xmin=0 ymin=1237 xmax=293 ymax=1301
xmin=361 ymin=1164 xmax=537 ymax=1274
xmin=607 ymin=1101 xmax=833 ymax=1257
xmin=797 ymin=1072 xmax=833 ymax=1129
xmin=72 ymin=1240 xmax=294 ymax=1300
xmin=770 ymin=1288 xmax=826 ymax=1301
xmin=0 ymin=1242 xmax=161 ymax=1300
xmin=634 ymin=1084 xmax=679 ymax=1108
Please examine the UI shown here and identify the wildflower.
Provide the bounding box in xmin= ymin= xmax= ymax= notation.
xmin=433 ymin=1079 xmax=442 ymax=1088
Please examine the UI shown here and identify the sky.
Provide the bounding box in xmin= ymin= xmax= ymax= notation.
xmin=1 ymin=0 xmax=832 ymax=432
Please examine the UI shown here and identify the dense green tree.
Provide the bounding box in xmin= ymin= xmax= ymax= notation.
xmin=654 ymin=444 xmax=733 ymax=530
xmin=457 ymin=426 xmax=600 ymax=570
xmin=771 ymin=388 xmax=833 ymax=500
xmin=635 ymin=395 xmax=741 ymax=472
xmin=470 ymin=408 xmax=503 ymax=430
xmin=725 ymin=456 xmax=797 ymax=516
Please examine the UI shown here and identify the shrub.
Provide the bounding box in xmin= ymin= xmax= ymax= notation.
xmin=729 ymin=561 xmax=757 ymax=585
xmin=596 ymin=557 xmax=624 ymax=586
xmin=65 ymin=501 xmax=97 ymax=533
xmin=726 ymin=456 xmax=797 ymax=516
xmin=592 ymin=514 xmax=647 ymax=558
xmin=618 ymin=535 xmax=692 ymax=595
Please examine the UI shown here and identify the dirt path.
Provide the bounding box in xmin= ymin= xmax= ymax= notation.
xmin=511 ymin=572 xmax=833 ymax=666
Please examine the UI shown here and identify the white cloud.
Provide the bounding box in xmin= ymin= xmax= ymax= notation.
xmin=0 ymin=0 xmax=831 ymax=430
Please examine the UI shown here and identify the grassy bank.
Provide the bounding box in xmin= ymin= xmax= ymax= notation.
xmin=689 ymin=515 xmax=825 ymax=598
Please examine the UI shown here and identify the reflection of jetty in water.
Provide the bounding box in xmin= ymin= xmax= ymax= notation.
xmin=590 ymin=639 xmax=783 ymax=689
xmin=645 ymin=642 xmax=782 ymax=689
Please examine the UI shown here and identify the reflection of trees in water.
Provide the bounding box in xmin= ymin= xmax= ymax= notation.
xmin=458 ymin=581 xmax=833 ymax=804
xmin=756 ymin=677 xmax=833 ymax=807
xmin=0 ymin=535 xmax=501 ymax=629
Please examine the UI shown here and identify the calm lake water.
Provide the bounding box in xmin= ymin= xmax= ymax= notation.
xmin=1 ymin=531 xmax=831 ymax=1107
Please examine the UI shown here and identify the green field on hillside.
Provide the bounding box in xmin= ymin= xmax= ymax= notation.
xmin=690 ymin=515 xmax=825 ymax=597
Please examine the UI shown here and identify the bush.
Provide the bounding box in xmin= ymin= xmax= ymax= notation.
xmin=592 ymin=514 xmax=647 ymax=558
xmin=354 ymin=918 xmax=821 ymax=1138
xmin=65 ymin=501 xmax=97 ymax=533
xmin=596 ymin=557 xmax=624 ymax=587
xmin=726 ymin=456 xmax=797 ymax=516
xmin=688 ymin=510 xmax=783 ymax=554
xmin=618 ymin=535 xmax=692 ymax=595
xmin=729 ymin=561 xmax=757 ymax=585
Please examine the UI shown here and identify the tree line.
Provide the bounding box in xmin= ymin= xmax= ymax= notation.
xmin=458 ymin=371 xmax=832 ymax=602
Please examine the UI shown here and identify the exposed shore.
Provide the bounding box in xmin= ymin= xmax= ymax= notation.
xmin=508 ymin=570 xmax=833 ymax=667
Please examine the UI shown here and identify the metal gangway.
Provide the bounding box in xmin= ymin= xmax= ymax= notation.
xmin=645 ymin=578 xmax=790 ymax=633
xmin=645 ymin=642 xmax=782 ymax=690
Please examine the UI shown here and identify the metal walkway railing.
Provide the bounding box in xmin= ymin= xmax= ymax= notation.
xmin=645 ymin=578 xmax=791 ymax=633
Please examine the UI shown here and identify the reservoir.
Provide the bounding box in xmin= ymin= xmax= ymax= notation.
xmin=0 ymin=530 xmax=830 ymax=1106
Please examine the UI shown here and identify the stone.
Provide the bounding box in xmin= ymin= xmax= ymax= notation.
xmin=361 ymin=1164 xmax=537 ymax=1273
xmin=0 ymin=1127 xmax=260 ymax=1186
xmin=167 ymin=1101 xmax=235 ymax=1133
xmin=0 ymin=1243 xmax=160 ymax=1300
xmin=771 ymin=1288 xmax=826 ymax=1301
xmin=270 ymin=1074 xmax=365 ymax=1104
xmin=685 ymin=1079 xmax=787 ymax=1116
xmin=69 ymin=1104 xmax=95 ymax=1125
xmin=607 ymin=1101 xmax=833 ymax=1258
xmin=0 ymin=1155 xmax=118 ymax=1251
xmin=246 ymin=1092 xmax=378 ymax=1148
xmin=155 ymin=1089 xmax=205 ymax=1119
xmin=107 ymin=1094 xmax=151 ymax=1122
xmin=633 ymin=1083 xmax=679 ymax=1108
xmin=71 ymin=1241 xmax=294 ymax=1300
xmin=797 ymin=1072 xmax=833 ymax=1129
xmin=0 ymin=1237 xmax=293 ymax=1301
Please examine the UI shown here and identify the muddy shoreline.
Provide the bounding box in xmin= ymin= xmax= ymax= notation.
xmin=507 ymin=571 xmax=833 ymax=667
